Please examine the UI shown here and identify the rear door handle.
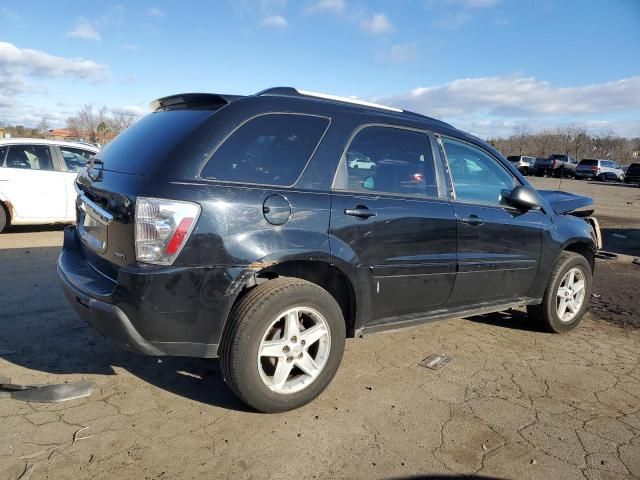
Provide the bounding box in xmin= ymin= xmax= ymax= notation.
xmin=460 ymin=214 xmax=484 ymax=226
xmin=344 ymin=206 xmax=376 ymax=219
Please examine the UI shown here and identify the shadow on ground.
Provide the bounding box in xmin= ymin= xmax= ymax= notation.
xmin=0 ymin=245 xmax=252 ymax=413
xmin=466 ymin=309 xmax=546 ymax=333
xmin=601 ymin=227 xmax=640 ymax=257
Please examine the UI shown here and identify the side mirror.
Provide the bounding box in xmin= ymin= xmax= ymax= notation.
xmin=507 ymin=185 xmax=542 ymax=210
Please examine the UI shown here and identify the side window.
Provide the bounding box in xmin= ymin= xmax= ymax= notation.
xmin=5 ymin=145 xmax=54 ymax=171
xmin=338 ymin=126 xmax=437 ymax=197
xmin=201 ymin=114 xmax=329 ymax=186
xmin=442 ymin=137 xmax=517 ymax=206
xmin=0 ymin=146 xmax=7 ymax=167
xmin=60 ymin=146 xmax=94 ymax=173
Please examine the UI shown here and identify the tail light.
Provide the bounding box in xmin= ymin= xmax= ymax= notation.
xmin=135 ymin=197 xmax=201 ymax=265
xmin=552 ymin=160 xmax=558 ymax=168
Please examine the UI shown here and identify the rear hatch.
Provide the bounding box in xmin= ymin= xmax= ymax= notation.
xmin=75 ymin=106 xmax=218 ymax=280
xmin=577 ymin=159 xmax=598 ymax=173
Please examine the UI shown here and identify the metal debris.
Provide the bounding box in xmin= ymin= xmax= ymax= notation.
xmin=633 ymin=258 xmax=640 ymax=266
xmin=72 ymin=426 xmax=93 ymax=445
xmin=596 ymin=251 xmax=618 ymax=260
xmin=0 ymin=380 xmax=94 ymax=403
xmin=419 ymin=354 xmax=453 ymax=370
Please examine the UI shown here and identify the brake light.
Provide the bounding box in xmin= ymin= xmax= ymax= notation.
xmin=135 ymin=197 xmax=201 ymax=265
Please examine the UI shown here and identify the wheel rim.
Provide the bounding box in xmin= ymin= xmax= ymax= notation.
xmin=257 ymin=306 xmax=331 ymax=395
xmin=556 ymin=267 xmax=587 ymax=323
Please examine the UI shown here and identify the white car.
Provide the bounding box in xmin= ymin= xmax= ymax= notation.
xmin=347 ymin=155 xmax=376 ymax=170
xmin=0 ymin=139 xmax=99 ymax=232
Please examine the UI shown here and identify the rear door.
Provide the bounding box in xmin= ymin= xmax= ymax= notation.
xmin=437 ymin=135 xmax=543 ymax=307
xmin=330 ymin=125 xmax=457 ymax=327
xmin=0 ymin=144 xmax=67 ymax=220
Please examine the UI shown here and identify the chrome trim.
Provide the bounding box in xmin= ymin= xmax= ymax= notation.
xmin=75 ymin=183 xmax=113 ymax=225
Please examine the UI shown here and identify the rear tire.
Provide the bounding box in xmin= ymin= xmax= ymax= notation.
xmin=0 ymin=204 xmax=8 ymax=233
xmin=522 ymin=167 xmax=529 ymax=176
xmin=527 ymin=251 xmax=592 ymax=333
xmin=219 ymin=278 xmax=346 ymax=413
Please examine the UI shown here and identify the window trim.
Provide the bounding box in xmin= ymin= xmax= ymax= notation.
xmin=331 ymin=123 xmax=445 ymax=200
xmin=436 ymin=133 xmax=522 ymax=209
xmin=55 ymin=145 xmax=95 ymax=173
xmin=196 ymin=111 xmax=331 ymax=188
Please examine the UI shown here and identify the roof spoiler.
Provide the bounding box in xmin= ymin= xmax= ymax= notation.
xmin=149 ymin=93 xmax=244 ymax=112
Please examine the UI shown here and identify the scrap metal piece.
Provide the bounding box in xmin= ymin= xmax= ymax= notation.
xmin=0 ymin=380 xmax=94 ymax=403
xmin=419 ymin=353 xmax=453 ymax=370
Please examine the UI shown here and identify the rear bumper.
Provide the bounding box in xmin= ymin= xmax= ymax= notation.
xmin=575 ymin=172 xmax=596 ymax=178
xmin=57 ymin=226 xmax=240 ymax=358
xmin=624 ymin=175 xmax=640 ymax=184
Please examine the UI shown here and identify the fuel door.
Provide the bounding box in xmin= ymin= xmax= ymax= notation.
xmin=263 ymin=194 xmax=291 ymax=225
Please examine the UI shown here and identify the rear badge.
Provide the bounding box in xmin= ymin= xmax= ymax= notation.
xmin=114 ymin=251 xmax=126 ymax=260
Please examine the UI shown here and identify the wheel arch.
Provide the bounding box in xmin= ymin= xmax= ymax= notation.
xmin=562 ymin=240 xmax=596 ymax=271
xmin=227 ymin=258 xmax=359 ymax=339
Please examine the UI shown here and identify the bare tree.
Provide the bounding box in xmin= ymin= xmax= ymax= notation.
xmin=108 ymin=110 xmax=139 ymax=135
xmin=37 ymin=118 xmax=51 ymax=138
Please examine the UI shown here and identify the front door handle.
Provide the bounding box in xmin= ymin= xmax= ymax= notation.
xmin=460 ymin=214 xmax=484 ymax=226
xmin=344 ymin=206 xmax=376 ymax=219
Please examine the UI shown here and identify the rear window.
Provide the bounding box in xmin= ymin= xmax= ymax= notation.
xmin=506 ymin=156 xmax=520 ymax=162
xmin=628 ymin=163 xmax=640 ymax=173
xmin=201 ymin=113 xmax=329 ymax=186
xmin=578 ymin=159 xmax=598 ymax=166
xmin=96 ymin=109 xmax=213 ymax=175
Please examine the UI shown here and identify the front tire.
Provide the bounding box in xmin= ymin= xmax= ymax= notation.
xmin=527 ymin=251 xmax=592 ymax=333
xmin=220 ymin=278 xmax=346 ymax=412
xmin=0 ymin=204 xmax=8 ymax=233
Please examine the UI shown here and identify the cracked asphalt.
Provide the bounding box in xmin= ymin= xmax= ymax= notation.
xmin=1 ymin=177 xmax=639 ymax=480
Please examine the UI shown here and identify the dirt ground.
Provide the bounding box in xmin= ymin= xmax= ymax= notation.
xmin=1 ymin=177 xmax=639 ymax=480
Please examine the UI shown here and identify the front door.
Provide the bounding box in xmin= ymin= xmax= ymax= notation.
xmin=438 ymin=136 xmax=542 ymax=307
xmin=330 ymin=125 xmax=457 ymax=328
xmin=0 ymin=144 xmax=67 ymax=220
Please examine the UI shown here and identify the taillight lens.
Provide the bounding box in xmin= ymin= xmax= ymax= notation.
xmin=135 ymin=197 xmax=201 ymax=265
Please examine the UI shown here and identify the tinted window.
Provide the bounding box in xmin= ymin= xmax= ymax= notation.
xmin=60 ymin=146 xmax=95 ymax=172
xmin=628 ymin=164 xmax=640 ymax=173
xmin=201 ymin=114 xmax=329 ymax=186
xmin=4 ymin=145 xmax=54 ymax=171
xmin=442 ymin=138 xmax=516 ymax=206
xmin=507 ymin=156 xmax=520 ymax=162
xmin=579 ymin=159 xmax=598 ymax=166
xmin=97 ymin=109 xmax=213 ymax=175
xmin=338 ymin=126 xmax=436 ymax=196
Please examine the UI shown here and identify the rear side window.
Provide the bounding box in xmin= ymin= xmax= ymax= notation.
xmin=5 ymin=145 xmax=54 ymax=171
xmin=628 ymin=164 xmax=640 ymax=173
xmin=201 ymin=114 xmax=329 ymax=186
xmin=0 ymin=146 xmax=7 ymax=167
xmin=335 ymin=126 xmax=437 ymax=197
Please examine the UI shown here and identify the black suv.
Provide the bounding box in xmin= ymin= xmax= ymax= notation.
xmin=58 ymin=88 xmax=599 ymax=412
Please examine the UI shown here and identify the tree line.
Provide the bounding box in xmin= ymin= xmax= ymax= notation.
xmin=1 ymin=104 xmax=141 ymax=144
xmin=488 ymin=126 xmax=640 ymax=165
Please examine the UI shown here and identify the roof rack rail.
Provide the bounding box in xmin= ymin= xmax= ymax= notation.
xmin=256 ymin=87 xmax=403 ymax=113
xmin=149 ymin=93 xmax=243 ymax=112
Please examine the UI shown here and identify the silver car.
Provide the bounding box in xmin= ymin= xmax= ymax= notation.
xmin=575 ymin=159 xmax=625 ymax=182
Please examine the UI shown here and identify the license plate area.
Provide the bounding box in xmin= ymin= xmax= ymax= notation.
xmin=78 ymin=201 xmax=108 ymax=253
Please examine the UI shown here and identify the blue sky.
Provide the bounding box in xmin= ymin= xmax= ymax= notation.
xmin=1 ymin=0 xmax=639 ymax=138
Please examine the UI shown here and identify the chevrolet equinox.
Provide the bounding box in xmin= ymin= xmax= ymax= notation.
xmin=58 ymin=88 xmax=600 ymax=412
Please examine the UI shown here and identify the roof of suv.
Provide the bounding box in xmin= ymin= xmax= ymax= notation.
xmin=150 ymin=87 xmax=457 ymax=132
xmin=0 ymin=138 xmax=100 ymax=152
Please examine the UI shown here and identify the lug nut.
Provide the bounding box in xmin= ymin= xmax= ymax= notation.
xmin=298 ymin=353 xmax=303 ymax=359
xmin=300 ymin=340 xmax=306 ymax=347
xmin=291 ymin=336 xmax=297 ymax=343
xmin=282 ymin=345 xmax=290 ymax=353
xmin=286 ymin=356 xmax=293 ymax=363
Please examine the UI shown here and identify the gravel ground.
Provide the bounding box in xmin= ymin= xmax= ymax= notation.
xmin=0 ymin=177 xmax=638 ymax=480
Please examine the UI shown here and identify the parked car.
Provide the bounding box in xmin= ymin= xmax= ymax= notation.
xmin=0 ymin=139 xmax=99 ymax=232
xmin=534 ymin=154 xmax=578 ymax=177
xmin=58 ymin=88 xmax=600 ymax=412
xmin=507 ymin=155 xmax=536 ymax=175
xmin=623 ymin=163 xmax=640 ymax=186
xmin=346 ymin=151 xmax=376 ymax=170
xmin=575 ymin=159 xmax=625 ymax=182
